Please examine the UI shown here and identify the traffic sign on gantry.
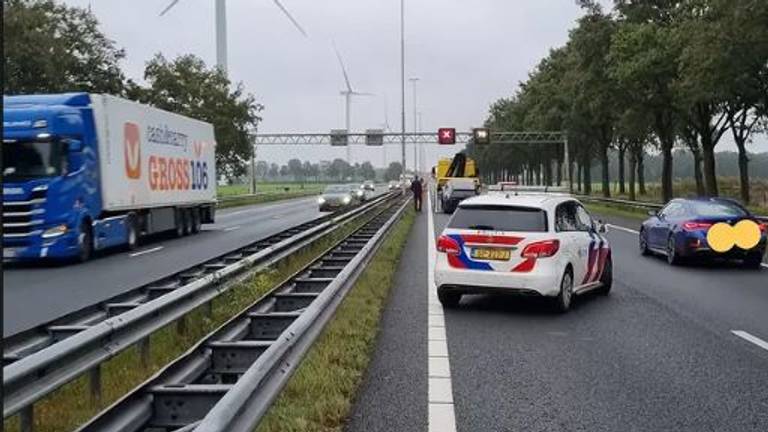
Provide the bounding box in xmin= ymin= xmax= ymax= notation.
xmin=330 ymin=129 xmax=348 ymax=146
xmin=365 ymin=129 xmax=384 ymax=146
xmin=473 ymin=127 xmax=491 ymax=145
xmin=438 ymin=128 xmax=456 ymax=145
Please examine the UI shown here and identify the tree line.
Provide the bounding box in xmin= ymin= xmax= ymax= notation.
xmin=469 ymin=0 xmax=768 ymax=205
xmin=248 ymin=159 xmax=404 ymax=183
xmin=3 ymin=0 xmax=261 ymax=179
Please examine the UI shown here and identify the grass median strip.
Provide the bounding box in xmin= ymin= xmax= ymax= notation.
xmin=4 ymin=206 xmax=383 ymax=432
xmin=255 ymin=208 xmax=416 ymax=432
xmin=585 ymin=202 xmax=648 ymax=223
xmin=217 ymin=190 xmax=320 ymax=209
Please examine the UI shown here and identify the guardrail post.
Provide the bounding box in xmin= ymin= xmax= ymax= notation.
xmin=205 ymin=300 xmax=214 ymax=319
xmin=139 ymin=337 xmax=151 ymax=369
xmin=89 ymin=365 xmax=102 ymax=405
xmin=20 ymin=406 xmax=34 ymax=432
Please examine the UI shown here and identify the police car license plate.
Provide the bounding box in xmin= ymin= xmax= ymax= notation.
xmin=471 ymin=248 xmax=511 ymax=261
xmin=3 ymin=248 xmax=18 ymax=259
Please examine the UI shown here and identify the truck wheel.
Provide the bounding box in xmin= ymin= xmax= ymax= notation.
xmin=126 ymin=216 xmax=139 ymax=251
xmin=175 ymin=210 xmax=185 ymax=237
xmin=182 ymin=209 xmax=192 ymax=236
xmin=190 ymin=209 xmax=202 ymax=234
xmin=77 ymin=222 xmax=94 ymax=263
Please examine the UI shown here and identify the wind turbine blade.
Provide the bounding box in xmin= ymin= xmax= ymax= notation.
xmin=352 ymin=92 xmax=375 ymax=96
xmin=159 ymin=0 xmax=182 ymax=16
xmin=272 ymin=0 xmax=308 ymax=37
xmin=332 ymin=41 xmax=353 ymax=93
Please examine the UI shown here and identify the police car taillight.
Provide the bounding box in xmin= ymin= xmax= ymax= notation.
xmin=521 ymin=240 xmax=560 ymax=258
xmin=437 ymin=235 xmax=461 ymax=255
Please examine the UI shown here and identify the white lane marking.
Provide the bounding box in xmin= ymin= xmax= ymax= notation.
xmin=607 ymin=224 xmax=639 ymax=235
xmin=732 ymin=330 xmax=768 ymax=352
xmin=427 ymin=192 xmax=457 ymax=432
xmin=129 ymin=246 xmax=163 ymax=257
xmin=223 ymin=225 xmax=241 ymax=232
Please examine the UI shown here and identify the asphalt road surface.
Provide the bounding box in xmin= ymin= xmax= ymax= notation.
xmin=348 ymin=194 xmax=768 ymax=432
xmin=3 ymin=196 xmax=324 ymax=337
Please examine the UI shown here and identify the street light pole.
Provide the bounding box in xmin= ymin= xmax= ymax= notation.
xmin=215 ymin=0 xmax=228 ymax=73
xmin=400 ymin=0 xmax=406 ymax=182
xmin=409 ymin=77 xmax=420 ymax=174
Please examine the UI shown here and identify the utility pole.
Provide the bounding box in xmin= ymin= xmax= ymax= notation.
xmin=215 ymin=0 xmax=227 ymax=73
xmin=409 ymin=77 xmax=420 ymax=174
xmin=400 ymin=0 xmax=406 ymax=182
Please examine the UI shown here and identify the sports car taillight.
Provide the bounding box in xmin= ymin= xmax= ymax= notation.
xmin=682 ymin=221 xmax=713 ymax=231
xmin=760 ymin=223 xmax=767 ymax=233
xmin=437 ymin=235 xmax=461 ymax=255
xmin=521 ymin=240 xmax=560 ymax=258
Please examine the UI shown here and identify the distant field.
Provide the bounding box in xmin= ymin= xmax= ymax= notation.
xmin=217 ymin=182 xmax=328 ymax=197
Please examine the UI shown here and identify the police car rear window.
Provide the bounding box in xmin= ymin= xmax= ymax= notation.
xmin=448 ymin=205 xmax=548 ymax=232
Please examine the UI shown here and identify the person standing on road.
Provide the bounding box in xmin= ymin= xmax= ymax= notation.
xmin=411 ymin=175 xmax=423 ymax=212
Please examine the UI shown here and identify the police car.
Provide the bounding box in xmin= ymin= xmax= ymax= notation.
xmin=434 ymin=193 xmax=612 ymax=312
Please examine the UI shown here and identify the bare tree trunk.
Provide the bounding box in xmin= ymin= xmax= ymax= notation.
xmin=583 ymin=157 xmax=592 ymax=195
xmin=701 ymin=135 xmax=719 ymax=197
xmin=637 ymin=147 xmax=646 ymax=196
xmin=556 ymin=158 xmax=562 ymax=186
xmin=600 ymin=144 xmax=611 ymax=198
xmin=577 ymin=163 xmax=583 ymax=192
xmin=736 ymin=141 xmax=750 ymax=205
xmin=618 ymin=146 xmax=626 ymax=195
xmin=628 ymin=149 xmax=637 ymax=201
xmin=691 ymin=147 xmax=705 ymax=196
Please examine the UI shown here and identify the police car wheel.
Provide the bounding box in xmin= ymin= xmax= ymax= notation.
xmin=554 ymin=269 xmax=573 ymax=313
xmin=596 ymin=256 xmax=612 ymax=295
xmin=438 ymin=288 xmax=461 ymax=308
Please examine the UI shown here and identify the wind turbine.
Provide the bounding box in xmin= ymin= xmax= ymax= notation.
xmin=333 ymin=41 xmax=373 ymax=163
xmin=160 ymin=0 xmax=308 ymax=75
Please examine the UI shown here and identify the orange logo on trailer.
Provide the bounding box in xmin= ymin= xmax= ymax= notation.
xmin=124 ymin=122 xmax=141 ymax=179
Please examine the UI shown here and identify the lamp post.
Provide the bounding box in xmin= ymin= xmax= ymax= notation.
xmin=409 ymin=77 xmax=420 ymax=174
xmin=400 ymin=0 xmax=406 ymax=183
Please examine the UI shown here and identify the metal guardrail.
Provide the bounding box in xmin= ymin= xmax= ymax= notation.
xmin=75 ymin=196 xmax=409 ymax=432
xmin=2 ymin=192 xmax=399 ymax=429
xmin=578 ymin=195 xmax=768 ymax=222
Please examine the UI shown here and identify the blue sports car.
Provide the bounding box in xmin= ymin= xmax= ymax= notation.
xmin=639 ymin=197 xmax=766 ymax=268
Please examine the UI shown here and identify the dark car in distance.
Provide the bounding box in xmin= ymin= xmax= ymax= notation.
xmin=639 ymin=197 xmax=766 ymax=268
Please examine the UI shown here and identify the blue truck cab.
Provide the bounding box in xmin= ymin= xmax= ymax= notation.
xmin=3 ymin=93 xmax=217 ymax=262
xmin=3 ymin=93 xmax=111 ymax=261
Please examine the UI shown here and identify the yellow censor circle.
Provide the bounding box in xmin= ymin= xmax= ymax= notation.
xmin=733 ymin=220 xmax=761 ymax=250
xmin=707 ymin=223 xmax=735 ymax=253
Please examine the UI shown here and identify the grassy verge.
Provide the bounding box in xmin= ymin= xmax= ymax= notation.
xmin=4 ymin=206 xmax=382 ymax=432
xmin=583 ymin=178 xmax=768 ymax=215
xmin=218 ymin=183 xmax=327 ymax=197
xmin=254 ymin=207 xmax=415 ymax=432
xmin=584 ymin=202 xmax=648 ymax=223
xmin=217 ymin=191 xmax=320 ymax=209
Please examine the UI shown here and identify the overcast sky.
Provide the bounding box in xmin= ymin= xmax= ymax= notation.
xmin=68 ymin=0 xmax=766 ymax=168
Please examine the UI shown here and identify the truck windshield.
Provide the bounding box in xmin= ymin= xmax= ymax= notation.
xmin=2 ymin=140 xmax=66 ymax=180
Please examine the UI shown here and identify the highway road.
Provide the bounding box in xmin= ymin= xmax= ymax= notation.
xmin=2 ymin=196 xmax=324 ymax=337
xmin=348 ymin=194 xmax=768 ymax=432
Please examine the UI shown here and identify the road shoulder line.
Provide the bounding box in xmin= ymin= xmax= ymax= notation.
xmin=427 ymin=193 xmax=457 ymax=432
xmin=732 ymin=330 xmax=768 ymax=352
